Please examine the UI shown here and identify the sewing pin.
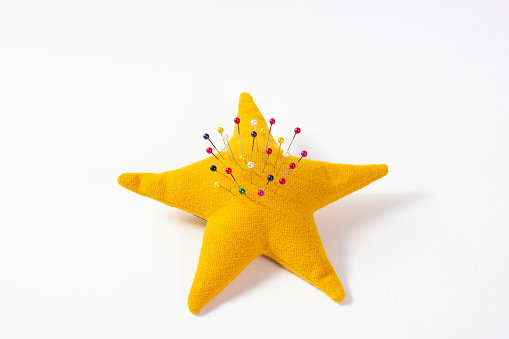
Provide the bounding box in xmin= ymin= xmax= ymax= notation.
xmin=262 ymin=147 xmax=272 ymax=173
xmin=279 ymin=162 xmax=296 ymax=182
xmin=258 ymin=189 xmax=264 ymax=202
xmin=276 ymin=151 xmax=290 ymax=176
xmin=259 ymin=174 xmax=274 ymax=202
xmin=247 ymin=161 xmax=255 ymax=183
xmin=221 ymin=145 xmax=233 ymax=160
xmin=222 ymin=133 xmax=241 ymax=167
xmin=260 ymin=128 xmax=267 ymax=148
xmin=286 ymin=127 xmax=301 ymax=153
xmin=251 ymin=119 xmax=259 ymax=151
xmin=217 ymin=127 xmax=233 ymax=160
xmin=274 ymin=177 xmax=286 ymax=194
xmin=207 ymin=147 xmax=226 ymax=167
xmin=265 ymin=118 xmax=275 ymax=150
xmin=297 ymin=150 xmax=307 ymax=163
xmin=234 ymin=117 xmax=243 ymax=158
xmin=225 ymin=167 xmax=241 ymax=189
xmin=214 ymin=181 xmax=231 ymax=193
xmin=210 ymin=164 xmax=227 ymax=178
xmin=274 ymin=137 xmax=284 ymax=169
xmin=250 ymin=131 xmax=257 ymax=161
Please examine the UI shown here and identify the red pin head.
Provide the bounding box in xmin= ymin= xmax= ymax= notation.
xmin=301 ymin=150 xmax=307 ymax=157
xmin=258 ymin=190 xmax=264 ymax=197
xmin=266 ymin=147 xmax=273 ymax=155
xmin=206 ymin=147 xmax=213 ymax=154
xmin=289 ymin=162 xmax=296 ymax=169
xmin=279 ymin=178 xmax=286 ymax=185
xmin=225 ymin=167 xmax=232 ymax=174
xmin=269 ymin=118 xmax=275 ymax=125
xmin=234 ymin=117 xmax=240 ymax=124
xmin=294 ymin=127 xmax=301 ymax=134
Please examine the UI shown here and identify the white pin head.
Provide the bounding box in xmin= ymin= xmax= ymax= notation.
xmin=251 ymin=119 xmax=257 ymax=126
xmin=283 ymin=151 xmax=290 ymax=157
xmin=247 ymin=161 xmax=254 ymax=168
xmin=222 ymin=134 xmax=229 ymax=140
xmin=221 ymin=146 xmax=228 ymax=152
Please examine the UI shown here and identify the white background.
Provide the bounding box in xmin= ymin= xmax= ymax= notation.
xmin=1 ymin=1 xmax=508 ymax=338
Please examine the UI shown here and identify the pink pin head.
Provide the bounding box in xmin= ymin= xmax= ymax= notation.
xmin=206 ymin=147 xmax=213 ymax=154
xmin=279 ymin=178 xmax=286 ymax=185
xmin=301 ymin=150 xmax=308 ymax=157
xmin=289 ymin=162 xmax=296 ymax=169
xmin=258 ymin=190 xmax=265 ymax=197
xmin=234 ymin=117 xmax=240 ymax=124
xmin=266 ymin=147 xmax=273 ymax=155
xmin=225 ymin=167 xmax=232 ymax=174
xmin=269 ymin=118 xmax=275 ymax=125
xmin=294 ymin=127 xmax=301 ymax=134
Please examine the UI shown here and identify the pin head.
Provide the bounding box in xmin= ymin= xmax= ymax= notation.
xmin=234 ymin=117 xmax=240 ymax=124
xmin=239 ymin=188 xmax=245 ymax=194
xmin=210 ymin=165 xmax=217 ymax=172
xmin=222 ymin=134 xmax=229 ymax=140
xmin=278 ymin=137 xmax=284 ymax=144
xmin=217 ymin=127 xmax=224 ymax=134
xmin=267 ymin=175 xmax=274 ymax=181
xmin=225 ymin=167 xmax=232 ymax=174
xmin=247 ymin=161 xmax=254 ymax=168
xmin=214 ymin=182 xmax=220 ymax=188
xmin=279 ymin=178 xmax=286 ymax=185
xmin=289 ymin=162 xmax=296 ymax=169
xmin=283 ymin=151 xmax=290 ymax=157
xmin=251 ymin=131 xmax=257 ymax=137
xmin=203 ymin=133 xmax=210 ymax=140
xmin=221 ymin=146 xmax=228 ymax=152
xmin=269 ymin=118 xmax=275 ymax=125
xmin=251 ymin=119 xmax=257 ymax=126
xmin=295 ymin=127 xmax=301 ymax=134
xmin=260 ymin=128 xmax=267 ymax=135
xmin=301 ymin=150 xmax=308 ymax=157
xmin=258 ymin=190 xmax=264 ymax=197
xmin=239 ymin=155 xmax=245 ymax=162
xmin=206 ymin=147 xmax=213 ymax=154
xmin=266 ymin=148 xmax=273 ymax=155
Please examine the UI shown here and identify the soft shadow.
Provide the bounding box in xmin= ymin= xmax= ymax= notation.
xmin=172 ymin=212 xmax=207 ymax=229
xmin=315 ymin=192 xmax=429 ymax=306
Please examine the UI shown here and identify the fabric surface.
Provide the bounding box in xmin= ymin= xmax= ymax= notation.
xmin=118 ymin=93 xmax=388 ymax=314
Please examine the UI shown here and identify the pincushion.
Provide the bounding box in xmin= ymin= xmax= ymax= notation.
xmin=118 ymin=92 xmax=388 ymax=314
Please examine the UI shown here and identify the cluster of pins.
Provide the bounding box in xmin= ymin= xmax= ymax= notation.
xmin=203 ymin=117 xmax=307 ymax=203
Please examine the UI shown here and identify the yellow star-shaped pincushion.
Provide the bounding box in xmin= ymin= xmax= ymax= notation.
xmin=118 ymin=93 xmax=388 ymax=314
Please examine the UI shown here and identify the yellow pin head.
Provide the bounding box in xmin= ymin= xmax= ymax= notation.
xmin=217 ymin=127 xmax=224 ymax=134
xmin=213 ymin=182 xmax=220 ymax=188
xmin=278 ymin=137 xmax=284 ymax=144
xmin=260 ymin=128 xmax=267 ymax=135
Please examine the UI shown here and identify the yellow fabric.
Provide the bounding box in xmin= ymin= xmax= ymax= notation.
xmin=118 ymin=93 xmax=388 ymax=314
